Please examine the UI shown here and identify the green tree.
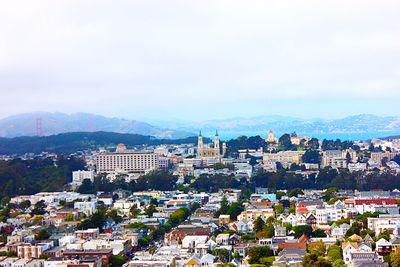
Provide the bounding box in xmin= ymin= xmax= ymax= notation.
xmin=303 ymin=252 xmax=332 ymax=267
xmin=346 ymin=222 xmax=362 ymax=237
xmin=130 ymin=205 xmax=139 ymax=218
xmin=293 ymin=225 xmax=313 ymax=238
xmin=31 ymin=200 xmax=47 ymax=216
xmin=327 ymin=244 xmax=342 ymax=262
xmin=312 ymin=229 xmax=327 ymax=238
xmin=256 ymin=223 xmax=275 ymax=239
xmin=226 ymin=202 xmax=244 ymax=220
xmin=212 ymin=249 xmax=232 ymax=263
xmin=378 ymin=229 xmax=391 ymax=241
xmin=332 ymin=259 xmax=346 ymax=267
xmin=107 ymin=209 xmax=123 ymax=224
xmin=19 ymin=200 xmax=31 ymax=209
xmin=391 ymin=248 xmax=400 ymax=267
xmin=35 ymin=229 xmax=50 ymax=241
xmin=248 ymin=246 xmax=274 ymax=264
xmin=274 ymin=203 xmax=284 ymax=215
xmin=110 ymin=255 xmax=127 ymax=267
xmin=65 ymin=213 xmax=74 ymax=221
xmin=279 ymin=134 xmax=294 ymax=150
xmin=302 ymin=149 xmax=321 ymax=164
xmin=168 ymin=207 xmax=190 ymax=227
xmin=77 ymin=179 xmax=95 ymax=194
xmin=145 ymin=204 xmax=157 ymax=217
xmin=288 ymin=188 xmax=304 ymax=197
xmin=253 ymin=217 xmax=265 ymax=233
xmin=309 ymin=240 xmax=326 ymax=256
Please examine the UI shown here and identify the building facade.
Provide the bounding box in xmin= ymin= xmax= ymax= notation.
xmin=96 ymin=144 xmax=159 ymax=173
xmin=197 ymin=132 xmax=226 ymax=158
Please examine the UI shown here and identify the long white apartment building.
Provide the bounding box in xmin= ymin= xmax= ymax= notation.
xmin=263 ymin=150 xmax=305 ymax=167
xmin=96 ymin=143 xmax=159 ymax=174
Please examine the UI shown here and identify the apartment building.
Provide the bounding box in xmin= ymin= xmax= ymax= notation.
xmin=96 ymin=144 xmax=159 ymax=173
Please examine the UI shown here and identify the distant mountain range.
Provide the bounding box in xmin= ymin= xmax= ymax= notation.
xmin=164 ymin=114 xmax=400 ymax=139
xmin=0 ymin=112 xmax=193 ymax=139
xmin=1 ymin=112 xmax=400 ymax=141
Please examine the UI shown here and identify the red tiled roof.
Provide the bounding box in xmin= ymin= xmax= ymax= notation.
xmin=298 ymin=234 xmax=311 ymax=243
xmin=354 ymin=199 xmax=397 ymax=205
xmin=296 ymin=205 xmax=308 ymax=213
xmin=253 ymin=202 xmax=273 ymax=207
xmin=278 ymin=242 xmax=307 ymax=250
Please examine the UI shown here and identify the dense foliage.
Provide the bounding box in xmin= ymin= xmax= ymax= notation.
xmin=78 ymin=171 xmax=178 ymax=194
xmin=251 ymin=168 xmax=400 ymax=191
xmin=0 ymin=156 xmax=84 ymax=199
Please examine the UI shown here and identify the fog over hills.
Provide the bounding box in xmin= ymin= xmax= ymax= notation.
xmin=169 ymin=114 xmax=400 ymax=134
xmin=1 ymin=112 xmax=400 ymax=140
xmin=0 ymin=112 xmax=193 ymax=139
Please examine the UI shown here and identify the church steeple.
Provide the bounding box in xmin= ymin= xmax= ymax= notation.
xmin=214 ymin=130 xmax=220 ymax=153
xmin=197 ymin=131 xmax=204 ymax=157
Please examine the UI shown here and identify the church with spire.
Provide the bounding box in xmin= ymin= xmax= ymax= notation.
xmin=197 ymin=131 xmax=227 ymax=158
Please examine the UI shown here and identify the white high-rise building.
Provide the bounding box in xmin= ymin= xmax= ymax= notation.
xmin=72 ymin=170 xmax=94 ymax=187
xmin=96 ymin=144 xmax=159 ymax=174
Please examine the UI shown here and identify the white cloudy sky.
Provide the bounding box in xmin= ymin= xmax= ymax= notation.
xmin=0 ymin=0 xmax=399 ymax=121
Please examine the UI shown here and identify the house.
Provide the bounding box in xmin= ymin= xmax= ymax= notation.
xmin=164 ymin=227 xmax=209 ymax=245
xmin=237 ymin=209 xmax=274 ymax=221
xmin=315 ymin=200 xmax=348 ymax=224
xmin=74 ymin=228 xmax=100 ymax=240
xmin=216 ymin=234 xmax=230 ymax=246
xmin=229 ymin=234 xmax=241 ymax=246
xmin=182 ymin=235 xmax=209 ymax=252
xmin=200 ymin=253 xmax=216 ymax=266
xmin=74 ymin=200 xmax=97 ymax=216
xmin=376 ymin=238 xmax=393 ymax=256
xmin=391 ymin=237 xmax=400 ymax=250
xmin=17 ymin=242 xmax=53 ymax=259
xmin=273 ymin=248 xmax=306 ymax=266
xmin=349 ymin=252 xmax=387 ymax=267
xmin=234 ymin=219 xmax=253 ymax=234
xmin=62 ymin=249 xmax=113 ymax=266
xmin=219 ymin=215 xmax=230 ymax=225
xmin=305 ymin=213 xmax=317 ymax=226
xmin=342 ymin=242 xmax=359 ymax=265
xmin=280 ymin=214 xmax=306 ymax=226
xmin=368 ymin=215 xmax=400 ymax=235
xmin=274 ymin=226 xmax=286 ymax=237
xmin=185 ymin=255 xmax=201 ymax=267
xmin=233 ymin=243 xmax=258 ymax=258
xmin=354 ymin=199 xmax=398 ymax=215
xmin=331 ymin=223 xmax=350 ymax=240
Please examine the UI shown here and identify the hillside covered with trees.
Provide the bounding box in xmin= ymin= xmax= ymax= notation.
xmin=0 ymin=157 xmax=85 ymax=199
xmin=0 ymin=131 xmax=207 ymax=155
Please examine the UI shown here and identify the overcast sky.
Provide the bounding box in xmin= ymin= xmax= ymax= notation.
xmin=0 ymin=0 xmax=399 ymax=121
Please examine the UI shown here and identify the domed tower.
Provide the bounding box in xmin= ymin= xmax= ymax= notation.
xmin=197 ymin=131 xmax=204 ymax=157
xmin=115 ymin=143 xmax=127 ymax=153
xmin=267 ymin=129 xmax=276 ymax=143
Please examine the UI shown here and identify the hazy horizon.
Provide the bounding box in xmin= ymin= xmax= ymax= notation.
xmin=1 ymin=1 xmax=400 ymax=120
xmin=1 ymin=110 xmax=400 ymax=123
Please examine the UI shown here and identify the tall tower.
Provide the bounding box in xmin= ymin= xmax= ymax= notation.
xmin=197 ymin=131 xmax=204 ymax=157
xmin=222 ymin=142 xmax=227 ymax=156
xmin=214 ymin=130 xmax=220 ymax=156
xmin=36 ymin=118 xmax=43 ymax=137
